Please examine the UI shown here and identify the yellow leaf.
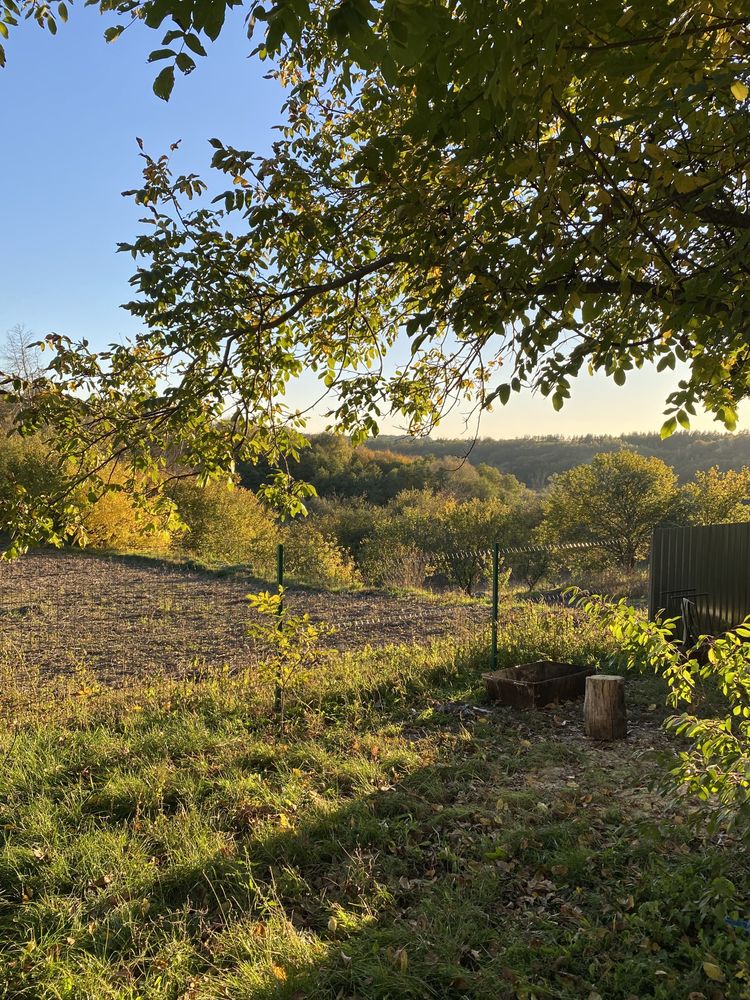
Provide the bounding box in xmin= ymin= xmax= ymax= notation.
xmin=731 ymin=81 xmax=749 ymax=102
xmin=703 ymin=961 xmax=725 ymax=982
xmin=270 ymin=964 xmax=287 ymax=981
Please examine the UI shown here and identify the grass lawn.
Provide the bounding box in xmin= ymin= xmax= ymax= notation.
xmin=0 ymin=609 xmax=748 ymax=999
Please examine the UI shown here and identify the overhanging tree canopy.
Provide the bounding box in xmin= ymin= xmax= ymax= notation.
xmin=2 ymin=0 xmax=750 ymax=549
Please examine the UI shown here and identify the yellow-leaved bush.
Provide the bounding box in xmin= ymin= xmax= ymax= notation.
xmin=168 ymin=480 xmax=278 ymax=571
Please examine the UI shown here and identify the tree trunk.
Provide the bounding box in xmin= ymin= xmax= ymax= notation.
xmin=584 ymin=675 xmax=627 ymax=741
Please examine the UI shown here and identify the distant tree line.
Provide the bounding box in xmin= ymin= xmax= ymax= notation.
xmin=372 ymin=432 xmax=750 ymax=488
xmin=238 ymin=433 xmax=525 ymax=505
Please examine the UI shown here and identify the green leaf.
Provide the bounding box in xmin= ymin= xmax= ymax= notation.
xmin=703 ymin=961 xmax=725 ymax=983
xmin=184 ymin=33 xmax=207 ymax=57
xmin=265 ymin=17 xmax=285 ymax=52
xmin=660 ymin=417 xmax=678 ymax=439
xmin=152 ymin=65 xmax=175 ymax=101
xmin=104 ymin=25 xmax=124 ymax=43
xmin=200 ymin=2 xmax=226 ymax=41
xmin=581 ymin=297 xmax=602 ymax=324
xmin=175 ymin=52 xmax=196 ymax=74
xmin=148 ymin=48 xmax=176 ymax=62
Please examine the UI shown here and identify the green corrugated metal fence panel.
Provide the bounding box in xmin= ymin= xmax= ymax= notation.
xmin=649 ymin=522 xmax=750 ymax=632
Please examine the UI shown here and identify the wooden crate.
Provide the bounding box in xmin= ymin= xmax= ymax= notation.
xmin=483 ymin=661 xmax=596 ymax=709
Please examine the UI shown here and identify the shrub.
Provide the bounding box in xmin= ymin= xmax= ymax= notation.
xmin=508 ymin=549 xmax=552 ymax=592
xmin=360 ymin=490 xmax=513 ymax=594
xmin=282 ymin=523 xmax=360 ymax=589
xmin=307 ymin=496 xmax=380 ymax=559
xmin=80 ymin=486 xmax=172 ymax=552
xmin=0 ymin=433 xmax=69 ymax=543
xmin=358 ymin=539 xmax=432 ymax=589
xmin=170 ymin=480 xmax=278 ymax=570
xmin=0 ymin=433 xmax=61 ymax=497
xmin=581 ymin=595 xmax=750 ymax=833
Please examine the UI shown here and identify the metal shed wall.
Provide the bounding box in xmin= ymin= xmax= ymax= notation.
xmin=649 ymin=522 xmax=750 ymax=632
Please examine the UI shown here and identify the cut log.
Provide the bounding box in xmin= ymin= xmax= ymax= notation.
xmin=584 ymin=675 xmax=627 ymax=741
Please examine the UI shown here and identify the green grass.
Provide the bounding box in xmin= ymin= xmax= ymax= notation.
xmin=0 ymin=610 xmax=748 ymax=999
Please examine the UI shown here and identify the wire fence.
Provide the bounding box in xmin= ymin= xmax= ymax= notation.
xmin=429 ymin=541 xmax=604 ymax=560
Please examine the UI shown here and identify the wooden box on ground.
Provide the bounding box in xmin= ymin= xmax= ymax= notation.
xmin=483 ymin=661 xmax=596 ymax=709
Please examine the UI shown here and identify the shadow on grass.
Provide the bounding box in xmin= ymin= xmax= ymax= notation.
xmin=142 ymin=735 xmax=745 ymax=1000
xmin=0 ymin=646 xmax=744 ymax=1000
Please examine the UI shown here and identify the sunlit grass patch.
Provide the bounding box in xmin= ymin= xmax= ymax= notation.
xmin=0 ymin=617 xmax=747 ymax=998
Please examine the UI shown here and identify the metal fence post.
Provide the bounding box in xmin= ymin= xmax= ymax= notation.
xmin=274 ymin=542 xmax=284 ymax=716
xmin=491 ymin=542 xmax=499 ymax=669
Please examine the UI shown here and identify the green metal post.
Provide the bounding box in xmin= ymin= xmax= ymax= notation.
xmin=491 ymin=542 xmax=499 ymax=669
xmin=274 ymin=542 xmax=284 ymax=716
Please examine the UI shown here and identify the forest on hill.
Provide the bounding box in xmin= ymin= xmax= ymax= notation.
xmin=239 ymin=430 xmax=750 ymax=498
xmin=11 ymin=421 xmax=750 ymax=596
xmin=373 ymin=431 xmax=750 ymax=487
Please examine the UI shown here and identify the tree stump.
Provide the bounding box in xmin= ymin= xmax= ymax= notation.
xmin=584 ymin=675 xmax=627 ymax=741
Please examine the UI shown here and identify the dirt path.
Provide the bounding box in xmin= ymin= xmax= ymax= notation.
xmin=0 ymin=549 xmax=488 ymax=682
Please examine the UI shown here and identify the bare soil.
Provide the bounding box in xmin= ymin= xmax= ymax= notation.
xmin=0 ymin=549 xmax=488 ymax=682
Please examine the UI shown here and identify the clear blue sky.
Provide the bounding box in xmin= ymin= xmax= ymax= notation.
xmin=1 ymin=11 xmax=745 ymax=438
xmin=1 ymin=7 xmax=280 ymax=343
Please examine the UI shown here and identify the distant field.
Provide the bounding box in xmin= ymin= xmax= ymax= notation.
xmin=0 ymin=549 xmax=488 ymax=683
